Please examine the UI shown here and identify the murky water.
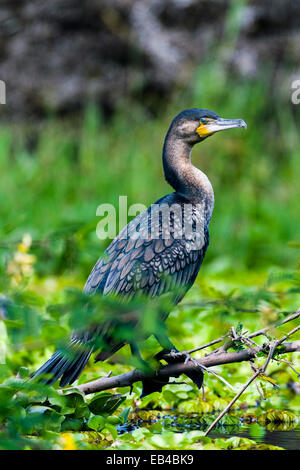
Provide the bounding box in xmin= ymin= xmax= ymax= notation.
xmin=208 ymin=424 xmax=300 ymax=450
xmin=125 ymin=413 xmax=300 ymax=450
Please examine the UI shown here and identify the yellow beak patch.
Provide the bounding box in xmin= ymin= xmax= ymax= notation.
xmin=196 ymin=121 xmax=213 ymax=137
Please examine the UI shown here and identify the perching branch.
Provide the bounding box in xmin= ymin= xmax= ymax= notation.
xmin=70 ymin=340 xmax=300 ymax=395
xmin=61 ymin=309 xmax=300 ymax=434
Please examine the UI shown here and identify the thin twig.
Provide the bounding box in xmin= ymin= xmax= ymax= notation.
xmin=186 ymin=334 xmax=228 ymax=354
xmin=198 ymin=364 xmax=235 ymax=392
xmin=204 ymin=329 xmax=290 ymax=436
xmin=204 ymin=370 xmax=262 ymax=436
xmin=261 ymin=340 xmax=277 ymax=374
xmin=277 ymin=325 xmax=300 ymax=346
xmin=188 ymin=309 xmax=300 ymax=357
xmin=248 ymin=310 xmax=300 ymax=340
xmin=277 ymin=358 xmax=300 ymax=380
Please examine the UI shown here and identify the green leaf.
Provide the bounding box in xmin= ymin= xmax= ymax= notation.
xmin=119 ymin=406 xmax=131 ymax=425
xmin=104 ymin=424 xmax=118 ymax=440
xmin=88 ymin=392 xmax=125 ymax=415
xmin=87 ymin=414 xmax=106 ymax=431
xmin=236 ymin=322 xmax=243 ymax=335
xmin=61 ymin=389 xmax=89 ymax=418
xmin=61 ymin=417 xmax=84 ymax=432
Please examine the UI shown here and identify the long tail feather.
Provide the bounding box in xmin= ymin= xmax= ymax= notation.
xmin=94 ymin=341 xmax=125 ymax=362
xmin=31 ymin=341 xmax=94 ymax=387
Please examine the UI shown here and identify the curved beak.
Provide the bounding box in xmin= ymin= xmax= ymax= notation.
xmin=206 ymin=117 xmax=247 ymax=134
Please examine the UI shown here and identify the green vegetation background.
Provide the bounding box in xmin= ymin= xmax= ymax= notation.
xmin=0 ymin=10 xmax=300 ymax=450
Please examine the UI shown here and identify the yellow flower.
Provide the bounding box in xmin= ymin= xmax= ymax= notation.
xmin=17 ymin=233 xmax=32 ymax=253
xmin=6 ymin=233 xmax=36 ymax=285
xmin=60 ymin=432 xmax=77 ymax=450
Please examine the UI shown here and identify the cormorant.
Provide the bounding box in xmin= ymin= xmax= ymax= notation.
xmin=32 ymin=108 xmax=246 ymax=389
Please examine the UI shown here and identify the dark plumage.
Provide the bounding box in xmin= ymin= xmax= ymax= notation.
xmin=32 ymin=108 xmax=246 ymax=388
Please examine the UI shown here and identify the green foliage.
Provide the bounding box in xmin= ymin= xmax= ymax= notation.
xmin=0 ymin=375 xmax=132 ymax=449
xmin=88 ymin=393 xmax=125 ymax=416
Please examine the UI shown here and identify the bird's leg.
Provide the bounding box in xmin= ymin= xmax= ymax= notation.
xmin=154 ymin=332 xmax=178 ymax=361
xmin=154 ymin=332 xmax=198 ymax=366
xmin=129 ymin=342 xmax=152 ymax=373
xmin=130 ymin=342 xmax=166 ymax=398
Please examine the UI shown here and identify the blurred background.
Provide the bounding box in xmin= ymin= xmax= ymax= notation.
xmin=0 ymin=0 xmax=300 ymax=333
xmin=0 ymin=0 xmax=300 ymax=450
xmin=0 ymin=0 xmax=300 ymax=280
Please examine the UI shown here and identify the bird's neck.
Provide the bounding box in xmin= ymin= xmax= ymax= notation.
xmin=162 ymin=131 xmax=214 ymax=219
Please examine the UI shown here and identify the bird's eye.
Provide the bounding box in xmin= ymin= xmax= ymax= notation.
xmin=200 ymin=118 xmax=207 ymax=124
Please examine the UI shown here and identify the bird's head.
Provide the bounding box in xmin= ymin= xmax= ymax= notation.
xmin=169 ymin=108 xmax=247 ymax=145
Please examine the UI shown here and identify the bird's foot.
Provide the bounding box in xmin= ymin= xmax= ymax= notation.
xmin=155 ymin=348 xmax=200 ymax=367
xmin=151 ymin=348 xmax=204 ymax=394
xmin=169 ymin=349 xmax=200 ymax=367
xmin=166 ymin=349 xmax=204 ymax=390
